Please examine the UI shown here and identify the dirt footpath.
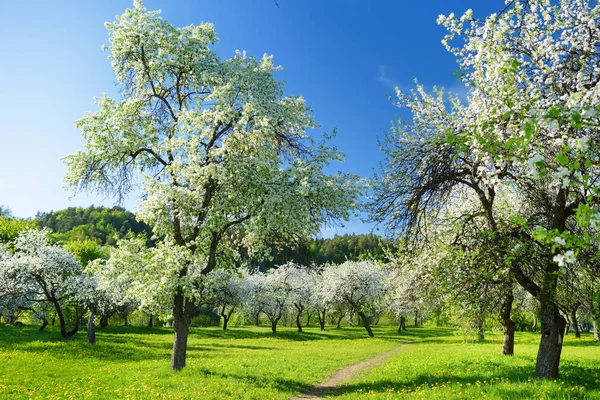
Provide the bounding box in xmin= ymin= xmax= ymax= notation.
xmin=291 ymin=341 xmax=412 ymax=399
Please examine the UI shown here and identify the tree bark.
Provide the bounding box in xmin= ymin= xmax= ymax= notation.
xmin=414 ymin=309 xmax=419 ymax=327
xmin=535 ymin=296 xmax=567 ymax=378
xmin=571 ymin=303 xmax=581 ymax=338
xmin=100 ymin=315 xmax=109 ymax=329
xmin=87 ymin=310 xmax=96 ymax=345
xmin=532 ymin=313 xmax=537 ymax=332
xmin=318 ymin=308 xmax=326 ymax=331
xmin=171 ymin=293 xmax=194 ymax=371
xmin=499 ymin=288 xmax=515 ymax=356
xmin=336 ymin=315 xmax=343 ymax=329
xmin=54 ymin=300 xmax=80 ymax=338
xmin=306 ymin=311 xmax=312 ymax=327
xmin=593 ymin=320 xmax=599 ymax=341
xmin=221 ymin=306 xmax=233 ymax=331
xmin=271 ymin=317 xmax=281 ymax=334
xmin=564 ymin=313 xmax=571 ymax=336
xmin=148 ymin=313 xmax=154 ymax=328
xmin=39 ymin=316 xmax=48 ymax=331
xmin=295 ymin=304 xmax=303 ymax=333
xmin=358 ymin=310 xmax=374 ymax=337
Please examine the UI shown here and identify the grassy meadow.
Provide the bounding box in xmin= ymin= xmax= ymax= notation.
xmin=0 ymin=323 xmax=599 ymax=399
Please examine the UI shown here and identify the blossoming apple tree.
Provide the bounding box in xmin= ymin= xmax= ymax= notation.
xmin=0 ymin=229 xmax=84 ymax=337
xmin=63 ymin=1 xmax=359 ymax=370
xmin=319 ymin=260 xmax=388 ymax=337
xmin=373 ymin=0 xmax=600 ymax=378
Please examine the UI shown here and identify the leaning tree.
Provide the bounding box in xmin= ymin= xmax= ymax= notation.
xmin=373 ymin=0 xmax=600 ymax=378
xmin=63 ymin=1 xmax=359 ymax=370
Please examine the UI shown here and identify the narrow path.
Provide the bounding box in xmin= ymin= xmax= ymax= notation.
xmin=291 ymin=341 xmax=412 ymax=399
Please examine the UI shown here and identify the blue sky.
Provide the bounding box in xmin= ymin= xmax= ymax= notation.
xmin=0 ymin=0 xmax=500 ymax=237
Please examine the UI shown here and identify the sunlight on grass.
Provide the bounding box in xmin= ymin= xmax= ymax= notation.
xmin=1 ymin=325 xmax=599 ymax=399
xmin=326 ymin=328 xmax=600 ymax=400
xmin=0 ymin=324 xmax=398 ymax=399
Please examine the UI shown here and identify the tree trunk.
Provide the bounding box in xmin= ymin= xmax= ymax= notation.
xmin=593 ymin=320 xmax=599 ymax=341
xmin=532 ymin=313 xmax=537 ymax=332
xmin=499 ymin=287 xmax=515 ymax=356
xmin=221 ymin=307 xmax=233 ymax=331
xmin=295 ymin=305 xmax=303 ymax=333
xmin=87 ymin=310 xmax=96 ymax=345
xmin=148 ymin=313 xmax=154 ymax=328
xmin=100 ymin=315 xmax=109 ymax=329
xmin=39 ymin=316 xmax=48 ymax=331
xmin=318 ymin=308 xmax=326 ymax=331
xmin=564 ymin=313 xmax=571 ymax=336
xmin=122 ymin=313 xmax=129 ymax=326
xmin=358 ymin=311 xmax=374 ymax=337
xmin=171 ymin=293 xmax=194 ymax=371
xmin=254 ymin=312 xmax=260 ymax=326
xmin=571 ymin=303 xmax=581 ymax=338
xmin=54 ymin=300 xmax=79 ymax=338
xmin=535 ymin=296 xmax=567 ymax=378
xmin=336 ymin=315 xmax=343 ymax=329
xmin=222 ymin=314 xmax=230 ymax=331
xmin=414 ymin=309 xmax=419 ymax=327
xmin=271 ymin=316 xmax=282 ymax=334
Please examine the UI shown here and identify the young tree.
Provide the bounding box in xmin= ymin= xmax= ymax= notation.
xmin=249 ymin=265 xmax=296 ymax=334
xmin=0 ymin=229 xmax=84 ymax=337
xmin=205 ymin=268 xmax=250 ymax=330
xmin=285 ymin=263 xmax=316 ymax=332
xmin=63 ymin=2 xmax=359 ymax=370
xmin=320 ymin=261 xmax=388 ymax=337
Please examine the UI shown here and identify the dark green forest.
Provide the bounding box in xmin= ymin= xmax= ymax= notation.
xmin=2 ymin=206 xmax=392 ymax=267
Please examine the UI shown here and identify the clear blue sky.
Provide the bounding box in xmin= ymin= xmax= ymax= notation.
xmin=0 ymin=0 xmax=500 ymax=237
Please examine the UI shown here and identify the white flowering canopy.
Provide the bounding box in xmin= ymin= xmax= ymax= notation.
xmin=62 ymin=2 xmax=360 ymax=309
xmin=319 ymin=260 xmax=388 ymax=318
xmin=438 ymin=0 xmax=600 ymax=259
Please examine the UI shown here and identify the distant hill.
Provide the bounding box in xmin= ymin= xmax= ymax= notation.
xmin=35 ymin=206 xmax=152 ymax=246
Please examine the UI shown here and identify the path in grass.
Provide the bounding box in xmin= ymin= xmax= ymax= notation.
xmin=291 ymin=341 xmax=412 ymax=399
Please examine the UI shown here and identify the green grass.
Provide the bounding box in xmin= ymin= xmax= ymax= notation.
xmin=0 ymin=324 xmax=599 ymax=399
xmin=0 ymin=324 xmax=399 ymax=399
xmin=326 ymin=328 xmax=600 ymax=400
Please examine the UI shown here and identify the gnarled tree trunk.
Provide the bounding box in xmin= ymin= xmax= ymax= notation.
xmin=39 ymin=316 xmax=48 ymax=331
xmin=570 ymin=303 xmax=581 ymax=338
xmin=87 ymin=309 xmax=96 ymax=345
xmin=295 ymin=303 xmax=304 ymax=332
xmin=318 ymin=308 xmax=326 ymax=331
xmin=535 ymin=282 xmax=567 ymax=379
xmin=54 ymin=300 xmax=80 ymax=339
xmin=221 ymin=305 xmax=233 ymax=331
xmin=358 ymin=310 xmax=374 ymax=337
xmin=499 ymin=286 xmax=515 ymax=355
xmin=171 ymin=293 xmax=194 ymax=371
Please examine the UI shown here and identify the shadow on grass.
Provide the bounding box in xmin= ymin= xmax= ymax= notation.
xmin=322 ymin=361 xmax=600 ymax=398
xmin=0 ymin=325 xmax=218 ymax=363
xmin=195 ymin=326 xmax=456 ymax=344
xmin=195 ymin=367 xmax=308 ymax=394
